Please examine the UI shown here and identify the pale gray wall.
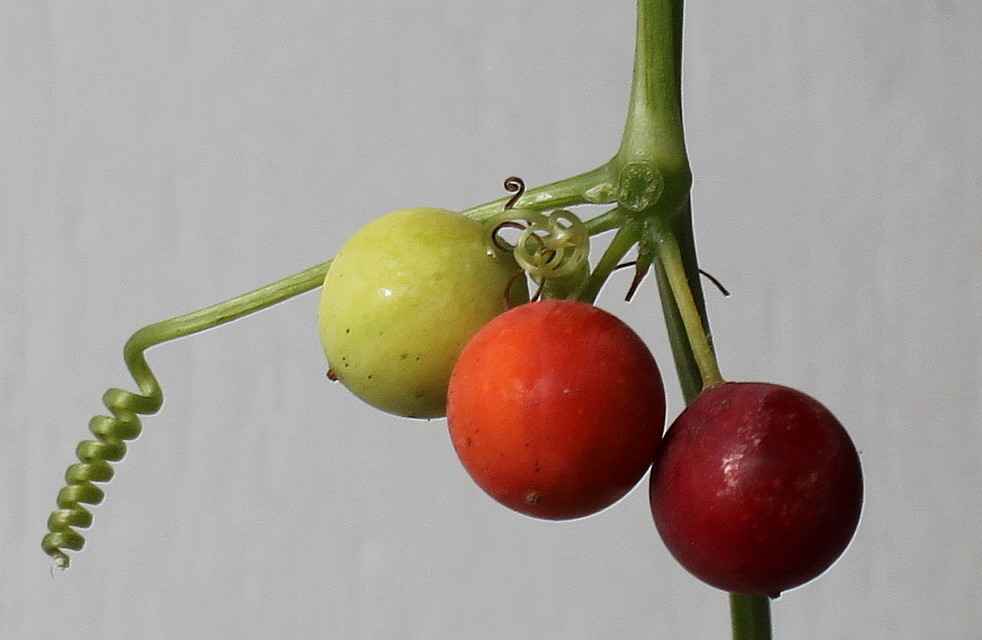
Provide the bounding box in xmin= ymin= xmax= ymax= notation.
xmin=2 ymin=1 xmax=980 ymax=638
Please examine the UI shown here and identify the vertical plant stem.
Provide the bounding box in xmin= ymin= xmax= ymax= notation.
xmin=619 ymin=0 xmax=688 ymax=171
xmin=730 ymin=594 xmax=774 ymax=640
xmin=615 ymin=0 xmax=691 ymax=217
xmin=624 ymin=0 xmax=775 ymax=637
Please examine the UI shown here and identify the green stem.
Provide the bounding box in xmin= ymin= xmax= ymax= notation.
xmin=461 ymin=165 xmax=612 ymax=223
xmin=650 ymin=202 xmax=707 ymax=402
xmin=730 ymin=594 xmax=774 ymax=640
xmin=650 ymin=223 xmax=723 ymax=389
xmin=126 ymin=260 xmax=330 ymax=361
xmin=575 ymin=221 xmax=641 ymax=304
xmin=622 ymin=0 xmax=772 ymax=637
xmin=42 ymin=260 xmax=330 ymax=567
xmin=613 ymin=0 xmax=690 ymax=215
xmin=584 ymin=207 xmax=627 ymax=235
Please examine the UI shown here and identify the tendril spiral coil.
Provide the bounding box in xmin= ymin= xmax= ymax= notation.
xmin=484 ymin=208 xmax=589 ymax=281
xmin=42 ymin=370 xmax=162 ymax=568
xmin=42 ymin=260 xmax=331 ymax=568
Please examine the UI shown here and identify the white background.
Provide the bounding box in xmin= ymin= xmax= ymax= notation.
xmin=2 ymin=1 xmax=980 ymax=638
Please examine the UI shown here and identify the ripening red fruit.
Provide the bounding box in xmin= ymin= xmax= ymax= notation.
xmin=447 ymin=299 xmax=666 ymax=520
xmin=649 ymin=382 xmax=863 ymax=596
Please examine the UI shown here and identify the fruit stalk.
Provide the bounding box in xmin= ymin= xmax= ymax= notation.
xmin=575 ymin=221 xmax=640 ymax=304
xmin=649 ymin=202 xmax=709 ymax=402
xmin=729 ymin=586 xmax=776 ymax=639
xmin=650 ymin=210 xmax=775 ymax=640
xmin=651 ymin=223 xmax=723 ymax=389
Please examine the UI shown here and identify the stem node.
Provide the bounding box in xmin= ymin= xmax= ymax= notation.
xmin=616 ymin=161 xmax=665 ymax=212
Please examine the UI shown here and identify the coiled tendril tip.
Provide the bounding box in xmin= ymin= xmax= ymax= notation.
xmin=41 ymin=383 xmax=159 ymax=568
xmin=485 ymin=209 xmax=588 ymax=282
xmin=42 ymin=260 xmax=331 ymax=568
xmin=482 ymin=177 xmax=591 ymax=301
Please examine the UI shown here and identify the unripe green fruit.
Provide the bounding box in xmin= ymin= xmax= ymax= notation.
xmin=318 ymin=207 xmax=526 ymax=418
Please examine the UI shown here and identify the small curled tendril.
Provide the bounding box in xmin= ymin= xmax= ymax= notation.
xmin=42 ymin=260 xmax=331 ymax=568
xmin=484 ymin=209 xmax=589 ymax=282
xmin=502 ymin=176 xmax=525 ymax=211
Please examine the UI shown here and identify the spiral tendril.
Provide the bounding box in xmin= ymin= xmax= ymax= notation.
xmin=42 ymin=260 xmax=331 ymax=568
xmin=484 ymin=209 xmax=589 ymax=282
xmin=502 ymin=176 xmax=526 ymax=210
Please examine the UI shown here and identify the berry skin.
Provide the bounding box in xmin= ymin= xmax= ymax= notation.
xmin=318 ymin=207 xmax=525 ymax=419
xmin=649 ymin=382 xmax=863 ymax=596
xmin=447 ymin=299 xmax=666 ymax=520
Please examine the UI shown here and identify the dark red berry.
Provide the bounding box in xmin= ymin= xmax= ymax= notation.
xmin=649 ymin=382 xmax=863 ymax=596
